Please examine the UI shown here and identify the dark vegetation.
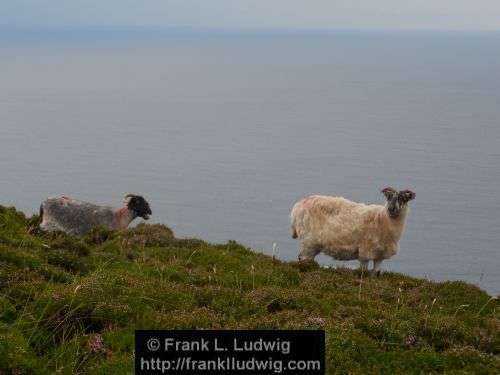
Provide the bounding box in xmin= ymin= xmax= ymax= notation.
xmin=0 ymin=205 xmax=498 ymax=374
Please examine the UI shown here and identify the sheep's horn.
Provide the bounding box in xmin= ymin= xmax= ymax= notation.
xmin=381 ymin=187 xmax=396 ymax=194
xmin=123 ymin=193 xmax=135 ymax=204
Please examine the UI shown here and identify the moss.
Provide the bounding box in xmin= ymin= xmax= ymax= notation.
xmin=0 ymin=206 xmax=498 ymax=374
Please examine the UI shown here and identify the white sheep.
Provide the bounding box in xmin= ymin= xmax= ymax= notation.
xmin=290 ymin=188 xmax=415 ymax=274
xmin=39 ymin=194 xmax=152 ymax=236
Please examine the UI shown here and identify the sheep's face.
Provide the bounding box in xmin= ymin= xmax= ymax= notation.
xmin=382 ymin=187 xmax=415 ymax=219
xmin=124 ymin=194 xmax=152 ymax=220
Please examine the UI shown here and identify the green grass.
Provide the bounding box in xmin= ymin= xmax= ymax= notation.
xmin=0 ymin=205 xmax=498 ymax=374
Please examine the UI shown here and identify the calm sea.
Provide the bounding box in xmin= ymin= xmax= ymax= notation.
xmin=1 ymin=30 xmax=499 ymax=295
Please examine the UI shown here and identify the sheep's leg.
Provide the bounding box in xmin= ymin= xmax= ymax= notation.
xmin=40 ymin=219 xmax=64 ymax=233
xmin=46 ymin=223 xmax=68 ymax=234
xmin=359 ymin=259 xmax=369 ymax=272
xmin=298 ymin=243 xmax=319 ymax=261
xmin=373 ymin=259 xmax=383 ymax=276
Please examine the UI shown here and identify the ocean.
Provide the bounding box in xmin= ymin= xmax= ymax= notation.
xmin=1 ymin=29 xmax=499 ymax=294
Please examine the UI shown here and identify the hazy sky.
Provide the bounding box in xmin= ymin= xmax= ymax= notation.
xmin=1 ymin=0 xmax=499 ymax=31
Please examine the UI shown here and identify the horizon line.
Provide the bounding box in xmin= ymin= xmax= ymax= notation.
xmin=1 ymin=24 xmax=500 ymax=35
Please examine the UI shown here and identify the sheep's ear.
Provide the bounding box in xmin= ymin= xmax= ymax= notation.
xmin=400 ymin=190 xmax=416 ymax=202
xmin=381 ymin=187 xmax=397 ymax=200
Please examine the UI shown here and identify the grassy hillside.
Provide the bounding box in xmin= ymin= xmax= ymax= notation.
xmin=0 ymin=205 xmax=498 ymax=374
